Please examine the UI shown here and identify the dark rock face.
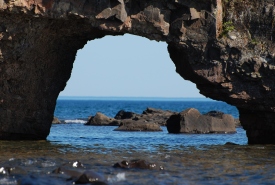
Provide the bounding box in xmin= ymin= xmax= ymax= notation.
xmin=166 ymin=108 xmax=236 ymax=134
xmin=85 ymin=112 xmax=119 ymax=126
xmin=0 ymin=0 xmax=274 ymax=143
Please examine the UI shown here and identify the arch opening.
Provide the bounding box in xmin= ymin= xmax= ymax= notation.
xmin=59 ymin=34 xmax=203 ymax=99
xmin=55 ymin=34 xmax=239 ymax=134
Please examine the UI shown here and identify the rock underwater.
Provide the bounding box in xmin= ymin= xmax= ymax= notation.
xmin=0 ymin=0 xmax=275 ymax=143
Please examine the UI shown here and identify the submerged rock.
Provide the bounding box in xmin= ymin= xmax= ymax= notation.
xmin=18 ymin=175 xmax=64 ymax=185
xmin=52 ymin=161 xmax=107 ymax=185
xmin=114 ymin=120 xmax=162 ymax=131
xmin=225 ymin=142 xmax=239 ymax=145
xmin=113 ymin=159 xmax=163 ymax=170
xmin=85 ymin=112 xmax=119 ymax=126
xmin=166 ymin=108 xmax=236 ymax=134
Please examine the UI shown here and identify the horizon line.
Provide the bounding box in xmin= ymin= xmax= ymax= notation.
xmin=57 ymin=96 xmax=215 ymax=101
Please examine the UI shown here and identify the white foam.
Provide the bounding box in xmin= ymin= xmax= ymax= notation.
xmin=116 ymin=173 xmax=126 ymax=181
xmin=0 ymin=178 xmax=17 ymax=185
xmin=64 ymin=119 xmax=86 ymax=124
xmin=107 ymin=172 xmax=126 ymax=183
xmin=41 ymin=161 xmax=56 ymax=167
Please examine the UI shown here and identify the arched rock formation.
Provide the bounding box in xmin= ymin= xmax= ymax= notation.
xmin=0 ymin=0 xmax=274 ymax=144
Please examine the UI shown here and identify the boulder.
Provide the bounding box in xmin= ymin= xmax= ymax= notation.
xmin=114 ymin=110 xmax=137 ymax=119
xmin=85 ymin=112 xmax=119 ymax=126
xmin=140 ymin=107 xmax=176 ymax=126
xmin=52 ymin=117 xmax=61 ymax=124
xmin=114 ymin=119 xmax=162 ymax=131
xmin=166 ymin=108 xmax=236 ymax=134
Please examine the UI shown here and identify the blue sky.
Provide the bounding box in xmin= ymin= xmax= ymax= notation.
xmin=59 ymin=34 xmax=204 ymax=98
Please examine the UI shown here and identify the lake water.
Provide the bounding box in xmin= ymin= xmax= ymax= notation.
xmin=0 ymin=98 xmax=275 ymax=184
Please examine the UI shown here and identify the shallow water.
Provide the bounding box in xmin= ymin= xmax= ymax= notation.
xmin=0 ymin=125 xmax=274 ymax=184
xmin=0 ymin=99 xmax=271 ymax=184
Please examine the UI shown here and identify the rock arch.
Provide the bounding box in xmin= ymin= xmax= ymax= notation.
xmin=0 ymin=0 xmax=274 ymax=144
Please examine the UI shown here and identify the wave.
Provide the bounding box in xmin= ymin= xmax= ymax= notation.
xmin=64 ymin=119 xmax=87 ymax=124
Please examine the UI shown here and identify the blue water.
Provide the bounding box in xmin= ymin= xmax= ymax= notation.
xmin=52 ymin=97 xmax=244 ymax=148
xmin=2 ymin=98 xmax=275 ymax=184
xmin=54 ymin=97 xmax=239 ymax=121
xmin=48 ymin=125 xmax=247 ymax=150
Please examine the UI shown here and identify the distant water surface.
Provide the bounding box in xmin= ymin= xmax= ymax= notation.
xmin=55 ymin=97 xmax=239 ymax=122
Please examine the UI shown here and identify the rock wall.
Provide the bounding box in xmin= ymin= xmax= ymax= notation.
xmin=0 ymin=0 xmax=274 ymax=143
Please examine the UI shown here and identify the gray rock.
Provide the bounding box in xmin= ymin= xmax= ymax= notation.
xmin=166 ymin=108 xmax=236 ymax=134
xmin=52 ymin=117 xmax=61 ymax=124
xmin=85 ymin=112 xmax=119 ymax=126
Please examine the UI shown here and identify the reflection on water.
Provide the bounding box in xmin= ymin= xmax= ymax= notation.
xmin=0 ymin=125 xmax=274 ymax=184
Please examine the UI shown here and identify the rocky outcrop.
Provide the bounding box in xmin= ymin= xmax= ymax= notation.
xmin=85 ymin=112 xmax=119 ymax=126
xmin=0 ymin=0 xmax=274 ymax=143
xmin=114 ymin=108 xmax=175 ymax=126
xmin=166 ymin=108 xmax=236 ymax=134
xmin=85 ymin=109 xmax=167 ymax=131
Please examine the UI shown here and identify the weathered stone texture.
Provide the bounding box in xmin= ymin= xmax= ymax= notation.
xmin=0 ymin=0 xmax=275 ymax=143
xmin=166 ymin=108 xmax=236 ymax=134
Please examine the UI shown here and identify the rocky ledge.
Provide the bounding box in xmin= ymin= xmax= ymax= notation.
xmin=0 ymin=0 xmax=274 ymax=143
xmin=85 ymin=108 xmax=171 ymax=131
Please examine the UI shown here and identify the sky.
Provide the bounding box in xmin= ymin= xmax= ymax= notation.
xmin=59 ymin=34 xmax=204 ymax=98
